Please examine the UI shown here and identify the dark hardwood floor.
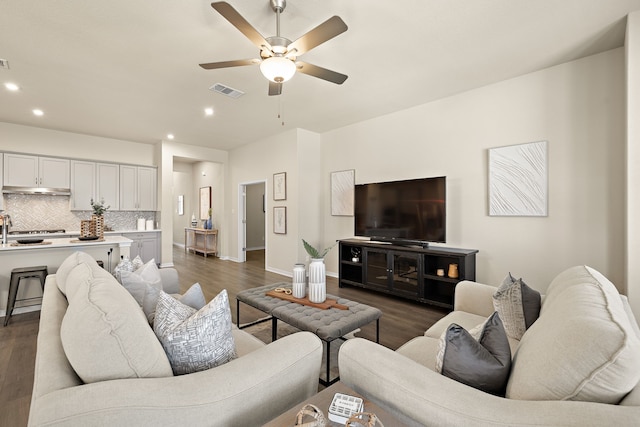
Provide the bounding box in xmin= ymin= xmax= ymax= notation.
xmin=0 ymin=246 xmax=449 ymax=426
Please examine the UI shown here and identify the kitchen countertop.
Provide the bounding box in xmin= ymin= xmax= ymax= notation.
xmin=6 ymin=229 xmax=160 ymax=239
xmin=0 ymin=235 xmax=133 ymax=252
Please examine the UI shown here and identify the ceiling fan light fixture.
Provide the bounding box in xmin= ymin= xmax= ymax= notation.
xmin=260 ymin=56 xmax=296 ymax=83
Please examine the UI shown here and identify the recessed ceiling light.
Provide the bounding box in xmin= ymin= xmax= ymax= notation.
xmin=167 ymin=134 xmax=174 ymax=140
xmin=204 ymin=107 xmax=214 ymax=116
xmin=32 ymin=109 xmax=44 ymax=116
xmin=4 ymin=82 xmax=19 ymax=91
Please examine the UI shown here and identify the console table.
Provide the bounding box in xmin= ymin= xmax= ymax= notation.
xmin=184 ymin=228 xmax=218 ymax=257
xmin=339 ymin=239 xmax=478 ymax=310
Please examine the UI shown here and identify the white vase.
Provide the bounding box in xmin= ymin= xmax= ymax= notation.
xmin=308 ymin=258 xmax=326 ymax=303
xmin=292 ymin=263 xmax=306 ymax=298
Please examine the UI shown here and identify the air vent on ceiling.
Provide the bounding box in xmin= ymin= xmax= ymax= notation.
xmin=0 ymin=59 xmax=9 ymax=70
xmin=210 ymin=83 xmax=244 ymax=99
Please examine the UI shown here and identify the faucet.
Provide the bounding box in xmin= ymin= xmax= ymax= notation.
xmin=1 ymin=213 xmax=12 ymax=245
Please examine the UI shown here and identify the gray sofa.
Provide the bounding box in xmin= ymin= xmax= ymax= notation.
xmin=28 ymin=252 xmax=323 ymax=426
xmin=339 ymin=265 xmax=640 ymax=426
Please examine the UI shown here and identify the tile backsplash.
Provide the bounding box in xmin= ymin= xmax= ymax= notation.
xmin=2 ymin=194 xmax=156 ymax=232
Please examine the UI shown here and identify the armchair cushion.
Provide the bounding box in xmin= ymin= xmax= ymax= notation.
xmin=507 ymin=266 xmax=640 ymax=403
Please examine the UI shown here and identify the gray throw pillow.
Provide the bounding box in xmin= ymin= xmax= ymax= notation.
xmin=438 ymin=312 xmax=512 ymax=396
xmin=153 ymin=289 xmax=237 ymax=375
xmin=493 ymin=273 xmax=541 ymax=340
xmin=143 ymin=282 xmax=206 ymax=324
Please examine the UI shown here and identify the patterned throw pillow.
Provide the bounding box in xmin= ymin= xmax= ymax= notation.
xmin=435 ymin=312 xmax=512 ymax=396
xmin=153 ymin=289 xmax=237 ymax=375
xmin=492 ymin=273 xmax=541 ymax=340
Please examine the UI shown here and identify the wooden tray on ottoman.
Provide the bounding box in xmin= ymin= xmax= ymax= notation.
xmin=266 ymin=290 xmax=349 ymax=310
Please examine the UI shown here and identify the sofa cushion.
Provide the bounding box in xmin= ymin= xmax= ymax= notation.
xmin=154 ymin=289 xmax=237 ymax=375
xmin=60 ymin=263 xmax=173 ymax=383
xmin=396 ymin=336 xmax=440 ymax=371
xmin=507 ymin=265 xmax=640 ymax=403
xmin=436 ymin=312 xmax=511 ymax=396
xmin=493 ymin=273 xmax=541 ymax=340
xmin=55 ymin=251 xmax=103 ymax=296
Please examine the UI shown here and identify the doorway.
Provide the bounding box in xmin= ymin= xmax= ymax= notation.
xmin=238 ymin=181 xmax=266 ymax=264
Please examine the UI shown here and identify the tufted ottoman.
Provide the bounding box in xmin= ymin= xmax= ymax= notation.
xmin=236 ymin=282 xmax=382 ymax=385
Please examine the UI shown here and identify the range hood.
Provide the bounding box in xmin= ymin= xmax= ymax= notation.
xmin=2 ymin=186 xmax=71 ymax=196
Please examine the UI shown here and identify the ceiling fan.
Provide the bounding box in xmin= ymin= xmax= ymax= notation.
xmin=199 ymin=1 xmax=348 ymax=96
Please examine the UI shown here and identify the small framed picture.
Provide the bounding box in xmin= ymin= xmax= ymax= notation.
xmin=273 ymin=206 xmax=287 ymax=234
xmin=273 ymin=172 xmax=286 ymax=201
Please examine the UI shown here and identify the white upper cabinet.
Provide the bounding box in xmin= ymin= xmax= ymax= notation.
xmin=119 ymin=165 xmax=156 ymax=211
xmin=4 ymin=153 xmax=70 ymax=188
xmin=70 ymin=160 xmax=96 ymax=210
xmin=71 ymin=161 xmax=120 ymax=211
xmin=96 ymin=163 xmax=119 ymax=211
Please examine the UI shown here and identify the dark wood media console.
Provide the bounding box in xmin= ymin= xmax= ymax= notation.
xmin=339 ymin=239 xmax=478 ymax=310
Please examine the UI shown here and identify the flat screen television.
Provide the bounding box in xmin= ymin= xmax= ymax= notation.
xmin=354 ymin=176 xmax=446 ymax=247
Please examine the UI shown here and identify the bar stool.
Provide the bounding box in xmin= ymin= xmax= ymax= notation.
xmin=4 ymin=265 xmax=48 ymax=327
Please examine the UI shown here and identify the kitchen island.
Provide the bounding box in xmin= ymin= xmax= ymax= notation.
xmin=0 ymin=235 xmax=132 ymax=316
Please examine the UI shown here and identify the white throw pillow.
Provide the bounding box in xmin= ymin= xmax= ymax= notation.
xmin=61 ymin=267 xmax=173 ymax=383
xmin=153 ymin=289 xmax=237 ymax=375
xmin=120 ymin=259 xmax=162 ymax=305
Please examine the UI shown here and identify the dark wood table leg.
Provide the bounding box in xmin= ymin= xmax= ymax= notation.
xmin=271 ymin=316 xmax=278 ymax=342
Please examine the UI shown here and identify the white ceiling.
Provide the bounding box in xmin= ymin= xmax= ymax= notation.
xmin=1 ymin=0 xmax=639 ymax=150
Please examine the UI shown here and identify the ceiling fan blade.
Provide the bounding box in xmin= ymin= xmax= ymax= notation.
xmin=199 ymin=59 xmax=257 ymax=70
xmin=268 ymin=81 xmax=283 ymax=96
xmin=287 ymin=16 xmax=347 ymax=56
xmin=211 ymin=2 xmax=272 ymax=51
xmin=296 ymin=61 xmax=348 ymax=85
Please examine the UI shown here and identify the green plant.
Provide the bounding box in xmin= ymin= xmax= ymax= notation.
xmin=90 ymin=198 xmax=110 ymax=216
xmin=302 ymin=239 xmax=337 ymax=259
xmin=208 ymin=208 xmax=212 ymax=217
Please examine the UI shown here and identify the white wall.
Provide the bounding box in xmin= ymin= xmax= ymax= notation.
xmin=0 ymin=122 xmax=156 ymax=165
xmin=321 ymin=48 xmax=625 ymax=293
xmin=626 ymin=11 xmax=640 ymax=316
xmin=172 ymin=161 xmax=193 ymax=245
xmin=160 ymin=141 xmax=228 ymax=266
xmin=229 ymin=129 xmax=303 ymax=273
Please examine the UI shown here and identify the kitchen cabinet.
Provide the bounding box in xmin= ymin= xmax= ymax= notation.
xmin=121 ymin=231 xmax=160 ymax=264
xmin=119 ymin=165 xmax=156 ymax=211
xmin=70 ymin=162 xmax=119 ymax=211
xmin=96 ymin=163 xmax=119 ymax=211
xmin=70 ymin=160 xmax=95 ymax=210
xmin=3 ymin=153 xmax=70 ymax=189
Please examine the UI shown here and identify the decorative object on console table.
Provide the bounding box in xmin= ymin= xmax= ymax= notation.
xmin=448 ymin=263 xmax=458 ymax=279
xmin=205 ymin=208 xmax=213 ymax=229
xmin=292 ymin=263 xmax=306 ymax=298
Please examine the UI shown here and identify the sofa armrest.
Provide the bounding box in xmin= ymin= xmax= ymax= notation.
xmin=29 ymin=332 xmax=322 ymax=427
xmin=158 ymin=268 xmax=179 ymax=294
xmin=453 ymin=280 xmax=497 ymax=317
xmin=339 ymin=338 xmax=640 ymax=427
